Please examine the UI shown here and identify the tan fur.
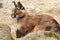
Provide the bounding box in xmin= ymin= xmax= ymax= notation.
xmin=11 ymin=8 xmax=60 ymax=38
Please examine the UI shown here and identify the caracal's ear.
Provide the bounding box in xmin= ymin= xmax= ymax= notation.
xmin=17 ymin=1 xmax=25 ymax=10
xmin=12 ymin=1 xmax=17 ymax=8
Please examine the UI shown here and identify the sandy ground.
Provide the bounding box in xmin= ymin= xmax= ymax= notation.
xmin=0 ymin=0 xmax=60 ymax=40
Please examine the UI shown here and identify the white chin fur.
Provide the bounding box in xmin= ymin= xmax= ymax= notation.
xmin=16 ymin=15 xmax=19 ymax=18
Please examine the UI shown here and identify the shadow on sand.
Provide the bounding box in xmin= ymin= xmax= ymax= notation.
xmin=0 ymin=3 xmax=3 ymax=8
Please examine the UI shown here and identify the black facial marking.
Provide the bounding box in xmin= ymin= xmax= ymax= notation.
xmin=11 ymin=13 xmax=16 ymax=18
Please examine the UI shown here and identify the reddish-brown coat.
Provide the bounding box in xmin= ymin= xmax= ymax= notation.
xmin=11 ymin=8 xmax=60 ymax=38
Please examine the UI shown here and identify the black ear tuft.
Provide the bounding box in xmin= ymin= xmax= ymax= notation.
xmin=12 ymin=1 xmax=17 ymax=8
xmin=17 ymin=1 xmax=25 ymax=10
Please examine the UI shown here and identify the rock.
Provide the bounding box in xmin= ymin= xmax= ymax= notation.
xmin=0 ymin=24 xmax=13 ymax=40
xmin=18 ymin=31 xmax=60 ymax=40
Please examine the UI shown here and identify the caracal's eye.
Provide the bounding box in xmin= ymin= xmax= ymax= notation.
xmin=15 ymin=11 xmax=16 ymax=12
